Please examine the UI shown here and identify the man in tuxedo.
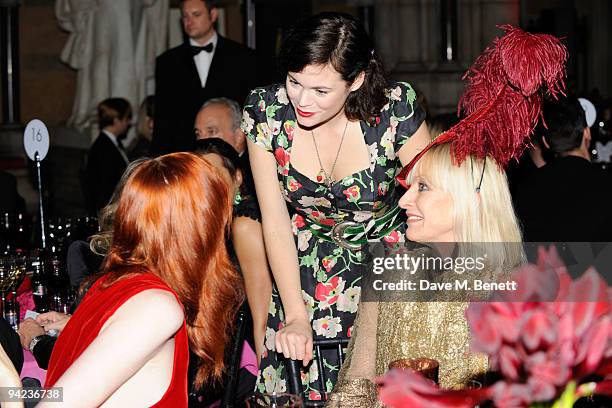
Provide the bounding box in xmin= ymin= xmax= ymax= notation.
xmin=513 ymin=96 xmax=612 ymax=242
xmin=152 ymin=0 xmax=259 ymax=155
xmin=85 ymin=98 xmax=131 ymax=215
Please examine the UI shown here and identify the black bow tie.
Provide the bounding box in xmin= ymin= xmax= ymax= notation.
xmin=191 ymin=43 xmax=213 ymax=56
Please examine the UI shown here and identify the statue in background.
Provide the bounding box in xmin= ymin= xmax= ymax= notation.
xmin=55 ymin=0 xmax=169 ymax=131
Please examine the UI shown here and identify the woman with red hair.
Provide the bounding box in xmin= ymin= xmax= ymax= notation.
xmin=0 ymin=153 xmax=243 ymax=406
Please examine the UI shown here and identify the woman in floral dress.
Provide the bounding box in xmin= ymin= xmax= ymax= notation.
xmin=241 ymin=12 xmax=429 ymax=398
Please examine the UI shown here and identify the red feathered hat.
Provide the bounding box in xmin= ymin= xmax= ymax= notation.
xmin=396 ymin=25 xmax=568 ymax=189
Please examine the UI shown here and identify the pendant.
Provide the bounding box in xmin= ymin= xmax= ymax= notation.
xmin=316 ymin=169 xmax=326 ymax=184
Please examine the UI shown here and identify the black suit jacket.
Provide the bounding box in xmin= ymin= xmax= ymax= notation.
xmin=85 ymin=133 xmax=128 ymax=215
xmin=153 ymin=36 xmax=261 ymax=155
xmin=0 ymin=171 xmax=25 ymax=213
xmin=513 ymin=156 xmax=612 ymax=242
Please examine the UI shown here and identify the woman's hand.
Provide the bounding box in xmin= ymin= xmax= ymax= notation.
xmin=36 ymin=311 xmax=71 ymax=333
xmin=275 ymin=316 xmax=313 ymax=366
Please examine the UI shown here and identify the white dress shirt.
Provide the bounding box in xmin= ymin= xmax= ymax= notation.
xmin=102 ymin=130 xmax=129 ymax=164
xmin=190 ymin=32 xmax=218 ymax=88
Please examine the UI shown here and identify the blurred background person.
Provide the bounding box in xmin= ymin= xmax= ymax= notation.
xmin=129 ymin=95 xmax=155 ymax=160
xmin=513 ymin=95 xmax=612 ymax=242
xmin=152 ymin=0 xmax=259 ymax=155
xmin=195 ymin=97 xmax=246 ymax=156
xmin=85 ymin=98 xmax=132 ymax=215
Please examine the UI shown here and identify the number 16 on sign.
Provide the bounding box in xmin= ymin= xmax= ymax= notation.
xmin=23 ymin=119 xmax=50 ymax=249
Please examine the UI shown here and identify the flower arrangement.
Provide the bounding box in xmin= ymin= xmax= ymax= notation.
xmin=377 ymin=246 xmax=612 ymax=408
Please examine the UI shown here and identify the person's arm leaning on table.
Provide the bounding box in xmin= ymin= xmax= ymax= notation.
xmin=17 ymin=312 xmax=71 ymax=370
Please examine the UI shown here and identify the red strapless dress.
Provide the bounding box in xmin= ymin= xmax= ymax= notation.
xmin=45 ymin=272 xmax=189 ymax=407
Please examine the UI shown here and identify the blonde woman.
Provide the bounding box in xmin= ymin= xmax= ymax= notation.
xmin=328 ymin=144 xmax=526 ymax=405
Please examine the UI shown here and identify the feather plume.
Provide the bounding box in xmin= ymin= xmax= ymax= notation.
xmin=453 ymin=25 xmax=568 ymax=166
xmin=397 ymin=25 xmax=567 ymax=188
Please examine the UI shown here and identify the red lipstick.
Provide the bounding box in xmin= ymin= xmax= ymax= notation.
xmin=296 ymin=108 xmax=314 ymax=118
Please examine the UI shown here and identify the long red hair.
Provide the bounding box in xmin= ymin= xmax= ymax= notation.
xmin=100 ymin=152 xmax=243 ymax=387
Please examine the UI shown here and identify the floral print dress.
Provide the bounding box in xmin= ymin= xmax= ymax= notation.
xmin=241 ymin=81 xmax=425 ymax=399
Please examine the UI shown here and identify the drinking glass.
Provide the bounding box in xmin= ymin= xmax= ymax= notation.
xmin=388 ymin=357 xmax=440 ymax=384
xmin=246 ymin=393 xmax=302 ymax=407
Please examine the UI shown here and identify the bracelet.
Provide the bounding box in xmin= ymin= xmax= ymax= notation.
xmin=28 ymin=335 xmax=48 ymax=352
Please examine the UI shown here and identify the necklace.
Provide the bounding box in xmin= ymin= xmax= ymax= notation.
xmin=311 ymin=120 xmax=349 ymax=187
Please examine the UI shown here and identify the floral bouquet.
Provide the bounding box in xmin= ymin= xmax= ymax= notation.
xmin=376 ymin=246 xmax=612 ymax=408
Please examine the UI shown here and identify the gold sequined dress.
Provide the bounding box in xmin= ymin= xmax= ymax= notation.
xmin=326 ymin=249 xmax=488 ymax=407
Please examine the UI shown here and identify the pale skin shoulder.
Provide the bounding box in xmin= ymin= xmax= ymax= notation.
xmin=38 ymin=288 xmax=184 ymax=407
xmin=397 ymin=121 xmax=431 ymax=166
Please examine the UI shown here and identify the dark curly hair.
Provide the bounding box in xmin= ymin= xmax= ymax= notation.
xmin=278 ymin=12 xmax=388 ymax=125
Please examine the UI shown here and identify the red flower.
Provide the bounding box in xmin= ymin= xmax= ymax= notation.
xmin=293 ymin=215 xmax=305 ymax=229
xmin=342 ymin=185 xmax=360 ymax=201
xmin=274 ymin=147 xmax=290 ymax=168
xmin=347 ymin=325 xmax=352 ymax=337
xmin=383 ymin=230 xmax=400 ymax=243
xmin=321 ymin=256 xmax=336 ymax=273
xmin=314 ymin=277 xmax=343 ymax=308
xmin=284 ymin=121 xmax=295 ymax=140
xmin=308 ymin=390 xmax=322 ymax=401
xmin=287 ymin=178 xmax=302 ymax=192
xmin=311 ymin=211 xmax=335 ymax=227
xmin=320 ymin=218 xmax=335 ymax=227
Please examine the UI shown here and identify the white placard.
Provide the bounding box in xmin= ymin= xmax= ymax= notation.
xmin=579 ymin=98 xmax=597 ymax=128
xmin=23 ymin=119 xmax=50 ymax=161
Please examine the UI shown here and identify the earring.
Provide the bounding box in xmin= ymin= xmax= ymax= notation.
xmin=233 ymin=190 xmax=243 ymax=206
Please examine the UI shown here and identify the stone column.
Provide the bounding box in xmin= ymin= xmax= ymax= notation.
xmin=0 ymin=0 xmax=21 ymax=128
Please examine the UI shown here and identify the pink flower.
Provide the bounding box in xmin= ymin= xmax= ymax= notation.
xmin=381 ymin=246 xmax=612 ymax=408
xmin=377 ymin=369 xmax=489 ymax=408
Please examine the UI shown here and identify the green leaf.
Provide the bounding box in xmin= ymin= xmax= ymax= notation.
xmin=300 ymin=253 xmax=315 ymax=268
xmin=326 ymin=378 xmax=334 ymax=393
xmin=277 ymin=132 xmax=288 ymax=148
xmin=266 ymin=104 xmax=282 ymax=118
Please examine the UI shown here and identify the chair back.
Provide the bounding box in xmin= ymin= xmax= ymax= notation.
xmin=286 ymin=338 xmax=350 ymax=407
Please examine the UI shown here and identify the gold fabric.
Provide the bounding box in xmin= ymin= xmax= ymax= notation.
xmin=329 ymin=245 xmax=490 ymax=405
xmin=375 ymin=301 xmax=488 ymax=389
xmin=324 ymin=378 xmax=380 ymax=408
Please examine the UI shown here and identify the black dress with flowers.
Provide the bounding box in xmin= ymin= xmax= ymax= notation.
xmin=241 ymin=81 xmax=425 ymax=399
